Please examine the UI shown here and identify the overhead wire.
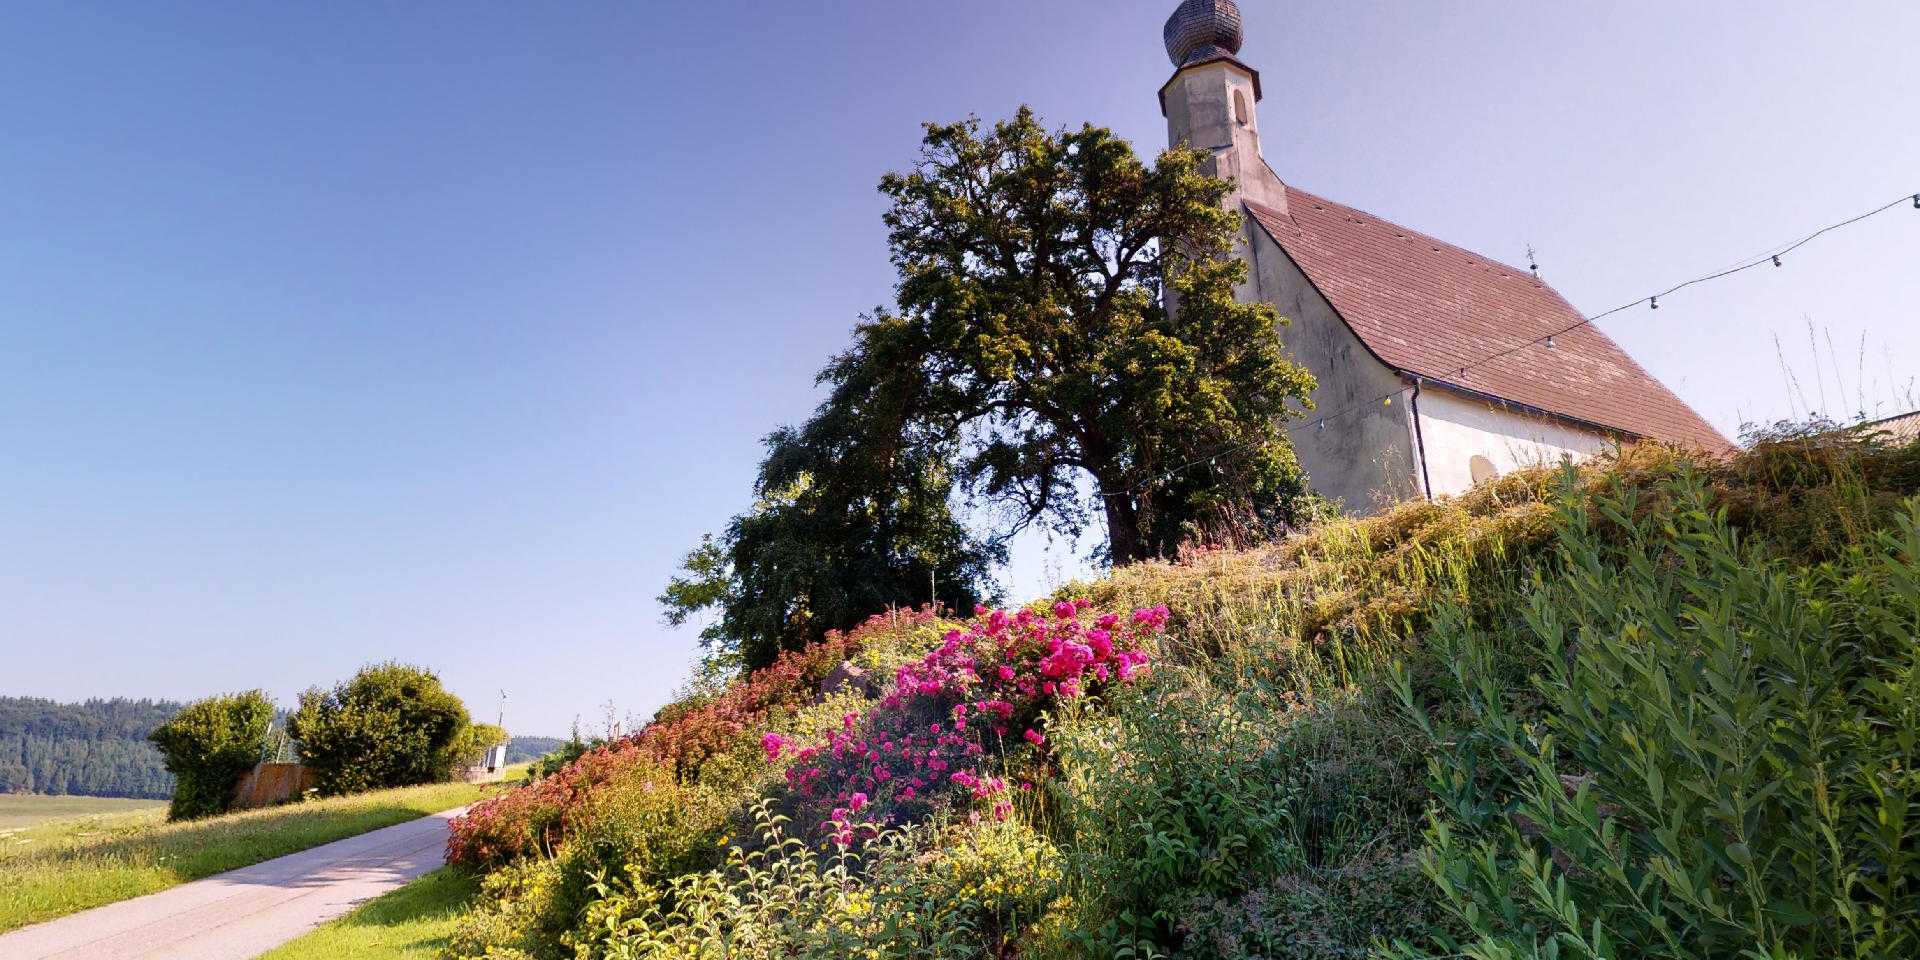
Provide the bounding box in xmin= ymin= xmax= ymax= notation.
xmin=1101 ymin=189 xmax=1920 ymax=498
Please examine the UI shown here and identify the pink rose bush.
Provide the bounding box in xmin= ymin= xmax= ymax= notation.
xmin=768 ymin=599 xmax=1165 ymax=844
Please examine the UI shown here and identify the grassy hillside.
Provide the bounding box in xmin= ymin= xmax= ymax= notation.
xmin=0 ymin=774 xmax=517 ymax=933
xmin=437 ymin=436 xmax=1920 ymax=960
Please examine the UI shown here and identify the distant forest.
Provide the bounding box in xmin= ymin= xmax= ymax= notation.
xmin=0 ymin=696 xmax=180 ymax=799
xmin=506 ymin=736 xmax=564 ymax=764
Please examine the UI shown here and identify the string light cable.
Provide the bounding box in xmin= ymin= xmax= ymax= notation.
xmin=1103 ymin=189 xmax=1919 ymax=498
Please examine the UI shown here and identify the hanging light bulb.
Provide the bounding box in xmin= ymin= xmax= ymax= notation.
xmin=1545 ymin=334 xmax=1556 ymax=349
xmin=1772 ymin=255 xmax=1782 ymax=267
xmin=1650 ymin=296 xmax=1660 ymax=310
xmin=1912 ymin=194 xmax=1919 ymax=209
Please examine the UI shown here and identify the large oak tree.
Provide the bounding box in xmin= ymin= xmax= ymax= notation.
xmin=876 ymin=108 xmax=1316 ymax=563
xmin=663 ymin=108 xmax=1317 ymax=672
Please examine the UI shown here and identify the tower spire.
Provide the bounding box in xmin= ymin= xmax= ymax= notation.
xmin=1163 ymin=0 xmax=1246 ymax=69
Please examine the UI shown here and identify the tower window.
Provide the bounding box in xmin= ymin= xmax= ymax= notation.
xmin=1233 ymin=89 xmax=1251 ymax=126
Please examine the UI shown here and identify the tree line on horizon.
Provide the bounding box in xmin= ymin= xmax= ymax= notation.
xmin=0 ymin=696 xmax=179 ymax=799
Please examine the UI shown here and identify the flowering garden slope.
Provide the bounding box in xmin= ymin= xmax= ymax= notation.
xmin=444 ymin=437 xmax=1920 ymax=960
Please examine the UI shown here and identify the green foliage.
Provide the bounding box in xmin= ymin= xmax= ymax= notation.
xmin=576 ymin=803 xmax=1061 ymax=960
xmin=289 ymin=663 xmax=472 ymax=797
xmin=456 ymin=723 xmax=509 ymax=766
xmin=0 ymin=696 xmax=180 ymax=799
xmin=876 ymin=108 xmax=1317 ymax=563
xmin=662 ymin=413 xmax=1002 ymax=671
xmin=658 ymin=534 xmax=745 ymax=674
xmin=449 ymin=757 xmax=727 ymax=960
xmin=1045 ymin=678 xmax=1438 ymax=959
xmin=1386 ymin=472 xmax=1920 ymax=959
xmin=147 ymin=690 xmax=273 ymax=821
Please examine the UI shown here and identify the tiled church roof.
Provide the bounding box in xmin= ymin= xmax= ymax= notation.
xmin=1859 ymin=409 xmax=1920 ymax=445
xmin=1247 ymin=188 xmax=1730 ymax=451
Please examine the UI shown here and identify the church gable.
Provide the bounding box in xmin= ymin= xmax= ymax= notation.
xmin=1246 ymin=191 xmax=1730 ymax=452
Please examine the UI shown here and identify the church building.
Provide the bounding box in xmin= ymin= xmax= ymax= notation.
xmin=1159 ymin=1 xmax=1729 ymax=513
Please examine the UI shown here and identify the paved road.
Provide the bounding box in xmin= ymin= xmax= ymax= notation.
xmin=0 ymin=807 xmax=464 ymax=960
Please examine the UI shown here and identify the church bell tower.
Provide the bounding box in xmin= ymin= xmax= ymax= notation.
xmin=1159 ymin=0 xmax=1287 ymax=214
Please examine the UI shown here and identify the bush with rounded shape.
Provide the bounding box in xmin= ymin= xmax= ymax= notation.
xmin=289 ymin=662 xmax=472 ymax=796
xmin=147 ymin=690 xmax=274 ymax=821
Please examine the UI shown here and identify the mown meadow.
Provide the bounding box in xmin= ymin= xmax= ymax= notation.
xmin=440 ymin=434 xmax=1920 ymax=959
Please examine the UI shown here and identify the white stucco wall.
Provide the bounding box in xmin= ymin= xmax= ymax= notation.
xmin=1243 ymin=217 xmax=1421 ymax=514
xmin=1414 ymin=387 xmax=1614 ymax=498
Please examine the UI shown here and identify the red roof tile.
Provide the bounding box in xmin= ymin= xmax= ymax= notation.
xmin=1247 ymin=188 xmax=1730 ymax=451
xmin=1859 ymin=409 xmax=1920 ymax=445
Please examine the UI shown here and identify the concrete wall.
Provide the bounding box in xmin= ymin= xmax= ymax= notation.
xmin=1241 ymin=218 xmax=1421 ymax=514
xmin=1412 ymin=387 xmax=1614 ymax=497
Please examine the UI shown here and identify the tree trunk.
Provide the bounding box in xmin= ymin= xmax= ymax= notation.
xmin=1103 ymin=492 xmax=1145 ymax=566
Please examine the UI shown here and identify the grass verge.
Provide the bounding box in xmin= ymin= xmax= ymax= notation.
xmin=0 ymin=770 xmax=521 ymax=933
xmin=258 ymin=867 xmax=479 ymax=960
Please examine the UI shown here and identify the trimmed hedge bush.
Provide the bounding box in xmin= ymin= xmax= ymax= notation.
xmin=289 ymin=662 xmax=472 ymax=796
xmin=147 ymin=690 xmax=274 ymax=821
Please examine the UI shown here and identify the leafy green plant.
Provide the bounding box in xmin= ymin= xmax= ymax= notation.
xmin=289 ymin=663 xmax=472 ymax=796
xmin=1387 ymin=472 xmax=1920 ymax=959
xmin=448 ymin=757 xmax=726 ymax=960
xmin=1045 ymin=676 xmax=1435 ymax=959
xmin=577 ymin=801 xmax=1059 ymax=960
xmin=147 ymin=690 xmax=274 ymax=821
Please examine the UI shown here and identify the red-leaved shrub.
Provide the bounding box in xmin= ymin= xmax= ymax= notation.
xmin=447 ymin=608 xmax=943 ymax=868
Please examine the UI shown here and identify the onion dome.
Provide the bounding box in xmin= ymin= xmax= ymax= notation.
xmin=1163 ymin=0 xmax=1245 ymax=68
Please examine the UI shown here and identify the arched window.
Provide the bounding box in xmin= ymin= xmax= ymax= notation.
xmin=1469 ymin=455 xmax=1500 ymax=485
xmin=1233 ymin=89 xmax=1251 ymax=126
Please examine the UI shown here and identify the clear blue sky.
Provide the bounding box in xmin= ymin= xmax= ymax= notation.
xmin=3 ymin=2 xmax=1916 ymax=736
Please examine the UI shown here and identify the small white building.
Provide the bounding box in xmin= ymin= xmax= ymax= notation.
xmin=1159 ymin=1 xmax=1729 ymax=513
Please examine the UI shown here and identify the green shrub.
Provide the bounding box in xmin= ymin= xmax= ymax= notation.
xmin=1043 ymin=675 xmax=1438 ymax=959
xmin=289 ymin=663 xmax=472 ymax=796
xmin=447 ymin=756 xmax=727 ymax=960
xmin=147 ymin=690 xmax=274 ymax=821
xmin=1172 ymin=848 xmax=1442 ymax=960
xmin=579 ymin=802 xmax=1060 ymax=960
xmin=457 ymin=723 xmax=509 ymax=766
xmin=1387 ymin=472 xmax=1920 ymax=959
